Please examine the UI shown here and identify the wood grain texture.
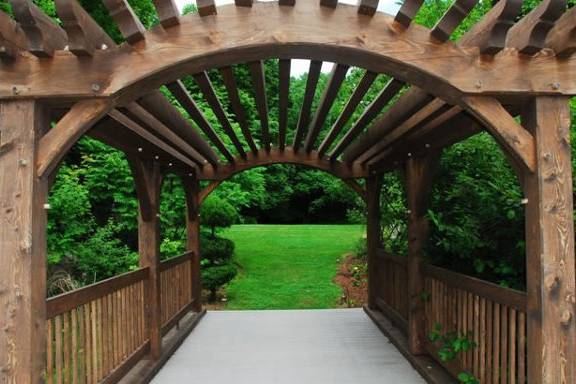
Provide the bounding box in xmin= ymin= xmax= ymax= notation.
xmin=293 ymin=60 xmax=323 ymax=150
xmin=183 ymin=178 xmax=202 ymax=313
xmin=522 ymin=96 xmax=575 ymax=383
xmin=430 ymin=0 xmax=477 ymax=42
xmin=545 ymin=6 xmax=576 ymax=57
xmin=459 ymin=0 xmax=522 ymax=55
xmin=55 ymin=0 xmax=116 ymax=57
xmin=9 ymin=0 xmax=68 ymax=57
xmin=506 ymin=0 xmax=567 ymax=55
xmin=0 ymin=10 xmax=28 ymax=60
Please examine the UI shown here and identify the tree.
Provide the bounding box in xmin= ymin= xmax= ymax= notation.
xmin=201 ymin=195 xmax=238 ymax=237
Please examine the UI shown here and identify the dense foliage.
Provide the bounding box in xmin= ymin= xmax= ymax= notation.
xmin=9 ymin=0 xmax=573 ymax=294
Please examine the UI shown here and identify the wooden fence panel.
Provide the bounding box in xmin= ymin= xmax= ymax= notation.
xmin=159 ymin=252 xmax=193 ymax=333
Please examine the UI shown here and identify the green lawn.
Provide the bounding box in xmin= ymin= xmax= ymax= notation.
xmin=221 ymin=224 xmax=364 ymax=310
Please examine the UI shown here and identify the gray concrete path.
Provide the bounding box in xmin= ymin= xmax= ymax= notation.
xmin=151 ymin=309 xmax=425 ymax=384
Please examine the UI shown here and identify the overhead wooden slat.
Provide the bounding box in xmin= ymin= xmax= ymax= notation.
xmin=249 ymin=61 xmax=271 ymax=151
xmin=194 ymin=71 xmax=247 ymax=158
xmin=400 ymin=105 xmax=463 ymax=144
xmin=505 ymin=0 xmax=567 ymax=55
xmin=545 ymin=7 xmax=576 ymax=57
xmin=125 ymin=103 xmax=208 ymax=166
xmin=304 ymin=63 xmax=349 ymax=153
xmin=464 ymin=96 xmax=536 ymax=172
xmin=342 ymin=86 xmax=431 ymax=163
xmin=431 ymin=0 xmax=478 ymax=42
xmin=394 ymin=0 xmax=424 ymax=28
xmin=55 ymin=0 xmax=116 ymax=57
xmin=137 ymin=91 xmax=220 ymax=165
xmin=152 ymin=0 xmax=180 ymax=28
xmin=166 ymin=80 xmax=235 ymax=163
xmin=219 ymin=66 xmax=258 ymax=154
xmin=459 ymin=0 xmax=522 ymax=55
xmin=197 ymin=0 xmax=217 ymax=16
xmin=317 ymin=71 xmax=378 ymax=157
xmin=10 ymin=0 xmax=68 ymax=58
xmin=365 ymin=98 xmax=448 ymax=165
xmin=0 ymin=11 xmax=27 ymax=60
xmin=109 ymin=109 xmax=199 ymax=170
xmin=102 ymin=0 xmax=146 ymax=44
xmin=279 ymin=0 xmax=296 ymax=5
xmin=235 ymin=0 xmax=253 ymax=7
xmin=358 ymin=0 xmax=379 ymax=16
xmin=330 ymin=78 xmax=404 ymax=161
xmin=321 ymin=0 xmax=338 ymax=8
xmin=293 ymin=60 xmax=323 ymax=151
xmin=278 ymin=59 xmax=291 ymax=151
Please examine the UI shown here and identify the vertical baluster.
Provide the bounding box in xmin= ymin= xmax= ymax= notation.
xmin=101 ymin=296 xmax=108 ymax=377
xmin=479 ymin=297 xmax=486 ymax=383
xmin=493 ymin=302 xmax=500 ymax=384
xmin=90 ymin=301 xmax=98 ymax=383
xmin=467 ymin=292 xmax=473 ymax=370
xmin=508 ymin=308 xmax=516 ymax=384
xmin=486 ymin=300 xmax=493 ymax=382
xmin=83 ymin=304 xmax=92 ymax=384
xmin=47 ymin=319 xmax=54 ymax=384
xmin=473 ymin=295 xmax=480 ymax=378
xmin=55 ymin=315 xmax=63 ymax=384
xmin=517 ymin=311 xmax=526 ymax=384
xmin=500 ymin=305 xmax=508 ymax=384
xmin=71 ymin=309 xmax=78 ymax=384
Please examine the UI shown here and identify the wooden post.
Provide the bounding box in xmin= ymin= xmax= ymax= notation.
xmin=522 ymin=97 xmax=576 ymax=383
xmin=131 ymin=158 xmax=163 ymax=360
xmin=184 ymin=177 xmax=202 ymax=313
xmin=0 ymin=100 xmax=49 ymax=383
xmin=404 ymin=154 xmax=440 ymax=355
xmin=366 ymin=174 xmax=383 ymax=310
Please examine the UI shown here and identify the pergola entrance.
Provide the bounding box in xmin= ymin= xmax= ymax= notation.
xmin=0 ymin=0 xmax=575 ymax=383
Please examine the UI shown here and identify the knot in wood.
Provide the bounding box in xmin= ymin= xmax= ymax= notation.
xmin=545 ymin=273 xmax=560 ymax=293
xmin=560 ymin=310 xmax=572 ymax=327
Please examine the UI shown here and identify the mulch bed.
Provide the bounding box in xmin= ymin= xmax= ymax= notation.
xmin=334 ymin=253 xmax=368 ymax=308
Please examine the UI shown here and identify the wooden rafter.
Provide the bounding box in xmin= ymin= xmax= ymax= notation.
xmin=151 ymin=0 xmax=180 ymax=28
xmin=166 ymin=81 xmax=235 ymax=163
xmin=194 ymin=71 xmax=247 ymax=158
xmin=249 ymin=61 xmax=271 ymax=151
xmin=102 ymin=0 xmax=146 ymax=44
xmin=293 ymin=60 xmax=323 ymax=151
xmin=304 ymin=63 xmax=349 ymax=153
xmin=545 ymin=6 xmax=576 ymax=57
xmin=197 ymin=0 xmax=217 ymax=16
xmin=430 ymin=0 xmax=477 ymax=43
xmin=358 ymin=0 xmax=379 ymax=16
xmin=278 ymin=59 xmax=291 ymax=150
xmin=318 ymin=71 xmax=378 ymax=157
xmin=219 ymin=66 xmax=258 ymax=154
xmin=394 ymin=0 xmax=424 ymax=28
xmin=0 ymin=11 xmax=27 ymax=60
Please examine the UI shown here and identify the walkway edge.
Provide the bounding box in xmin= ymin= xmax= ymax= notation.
xmin=363 ymin=305 xmax=457 ymax=384
xmin=118 ymin=309 xmax=207 ymax=384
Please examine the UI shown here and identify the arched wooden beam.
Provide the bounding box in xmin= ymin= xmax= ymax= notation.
xmin=199 ymin=180 xmax=222 ymax=204
xmin=5 ymin=2 xmax=576 ymax=100
xmin=342 ymin=179 xmax=367 ymax=202
xmin=197 ymin=147 xmax=368 ymax=181
xmin=462 ymin=96 xmax=536 ymax=173
xmin=36 ymin=99 xmax=113 ymax=178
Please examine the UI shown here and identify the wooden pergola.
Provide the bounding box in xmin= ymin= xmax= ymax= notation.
xmin=0 ymin=0 xmax=575 ymax=383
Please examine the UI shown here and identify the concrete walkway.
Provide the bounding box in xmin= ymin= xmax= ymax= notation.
xmin=151 ymin=309 xmax=425 ymax=384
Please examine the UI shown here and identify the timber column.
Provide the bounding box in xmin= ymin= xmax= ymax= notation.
xmin=131 ymin=158 xmax=163 ymax=360
xmin=522 ymin=97 xmax=576 ymax=383
xmin=0 ymin=101 xmax=49 ymax=383
xmin=366 ymin=175 xmax=383 ymax=310
xmin=184 ymin=177 xmax=202 ymax=313
xmin=405 ymin=155 xmax=439 ymax=355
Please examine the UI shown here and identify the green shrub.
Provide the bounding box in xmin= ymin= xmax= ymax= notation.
xmin=202 ymin=264 xmax=238 ymax=302
xmin=201 ymin=196 xmax=238 ymax=237
xmin=200 ymin=235 xmax=235 ymax=264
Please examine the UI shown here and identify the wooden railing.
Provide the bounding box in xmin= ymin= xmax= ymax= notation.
xmin=46 ymin=268 xmax=149 ymax=384
xmin=376 ymin=252 xmax=527 ymax=384
xmin=375 ymin=252 xmax=409 ymax=332
xmin=160 ymin=252 xmax=194 ymax=334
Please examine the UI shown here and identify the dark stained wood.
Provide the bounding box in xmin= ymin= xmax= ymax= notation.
xmin=318 ymin=71 xmax=377 ymax=157
xmin=459 ymin=0 xmax=522 ymax=55
xmin=366 ymin=175 xmax=383 ymax=310
xmin=342 ymin=178 xmax=367 ymax=202
xmin=137 ymin=91 xmax=220 ymax=165
xmin=183 ymin=178 xmax=202 ymax=313
xmin=235 ymin=0 xmax=253 ymax=7
xmin=125 ymin=102 xmax=209 ymax=166
xmin=55 ymin=0 xmax=116 ymax=57
xmin=197 ymin=0 xmax=217 ymax=16
xmin=463 ymin=96 xmax=536 ymax=173
xmin=0 ymin=100 xmax=49 ymax=383
xmin=506 ymin=0 xmax=567 ymax=55
xmin=330 ymin=78 xmax=404 ymax=160
xmin=394 ymin=0 xmax=424 ymax=28
xmin=198 ymin=147 xmax=368 ymax=180
xmin=248 ymin=61 xmax=271 ymax=151
xmin=430 ymin=0 xmax=477 ymax=43
xmin=37 ymin=99 xmax=113 ymax=178
xmin=304 ymin=63 xmax=349 ymax=152
xmin=405 ymin=154 xmax=440 ymax=355
xmin=279 ymin=0 xmax=296 ymax=6
xmin=199 ymin=180 xmax=221 ymax=203
xmin=278 ymin=59 xmax=291 ymax=150
xmin=219 ymin=66 xmax=258 ymax=153
xmin=166 ymin=81 xmax=234 ymax=163
xmin=193 ymin=71 xmax=247 ymax=158
xmin=293 ymin=60 xmax=323 ymax=150
xmin=320 ymin=0 xmax=338 ymax=9
xmin=152 ymin=0 xmax=180 ymax=28
xmin=522 ymin=96 xmax=575 ymax=383
xmin=10 ymin=0 xmax=68 ymax=58
xmin=158 ymin=252 xmax=192 ymax=273
xmin=0 ymin=10 xmax=29 ymax=60
xmin=545 ymin=6 xmax=576 ymax=57
xmin=358 ymin=0 xmax=379 ymax=16
xmin=102 ymin=0 xmax=146 ymax=45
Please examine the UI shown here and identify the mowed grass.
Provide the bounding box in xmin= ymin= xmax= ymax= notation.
xmin=221 ymin=224 xmax=364 ymax=310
